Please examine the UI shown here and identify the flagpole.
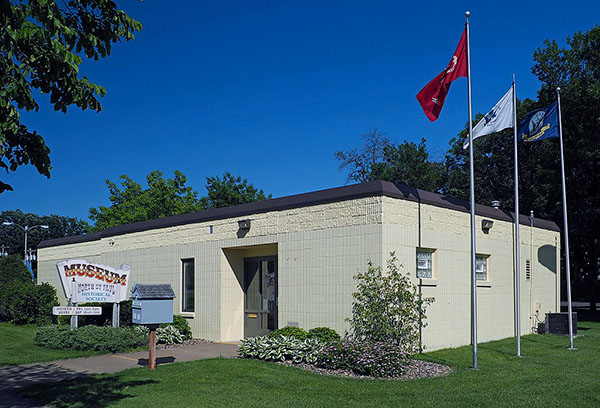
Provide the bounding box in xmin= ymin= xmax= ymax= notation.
xmin=465 ymin=10 xmax=478 ymax=370
xmin=556 ymin=87 xmax=575 ymax=350
xmin=513 ymin=74 xmax=521 ymax=357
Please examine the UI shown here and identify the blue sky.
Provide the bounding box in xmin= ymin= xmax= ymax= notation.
xmin=3 ymin=1 xmax=600 ymax=221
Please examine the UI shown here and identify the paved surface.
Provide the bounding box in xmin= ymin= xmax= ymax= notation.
xmin=0 ymin=342 xmax=239 ymax=408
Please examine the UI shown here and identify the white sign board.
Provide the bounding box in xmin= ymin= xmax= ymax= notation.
xmin=56 ymin=260 xmax=131 ymax=303
xmin=52 ymin=306 xmax=103 ymax=316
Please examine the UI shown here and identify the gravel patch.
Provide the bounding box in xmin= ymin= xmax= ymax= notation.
xmin=157 ymin=338 xmax=211 ymax=349
xmin=277 ymin=359 xmax=452 ymax=380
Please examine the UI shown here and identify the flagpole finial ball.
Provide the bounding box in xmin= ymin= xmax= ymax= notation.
xmin=465 ymin=11 xmax=471 ymax=18
xmin=556 ymin=87 xmax=561 ymax=92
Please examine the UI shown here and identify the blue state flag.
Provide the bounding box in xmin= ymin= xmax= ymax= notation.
xmin=518 ymin=102 xmax=559 ymax=142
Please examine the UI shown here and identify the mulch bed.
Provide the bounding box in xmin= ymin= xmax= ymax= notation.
xmin=277 ymin=359 xmax=452 ymax=380
xmin=157 ymin=338 xmax=211 ymax=349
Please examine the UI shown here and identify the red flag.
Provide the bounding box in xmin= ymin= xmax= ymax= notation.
xmin=416 ymin=29 xmax=468 ymax=121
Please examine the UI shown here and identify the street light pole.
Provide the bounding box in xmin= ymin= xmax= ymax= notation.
xmin=1 ymin=222 xmax=49 ymax=277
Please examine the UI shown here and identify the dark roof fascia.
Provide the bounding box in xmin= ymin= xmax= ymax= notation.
xmin=38 ymin=180 xmax=559 ymax=249
xmin=37 ymin=231 xmax=102 ymax=249
xmin=383 ymin=182 xmax=560 ymax=232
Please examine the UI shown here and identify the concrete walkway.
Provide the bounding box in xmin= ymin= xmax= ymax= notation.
xmin=0 ymin=342 xmax=239 ymax=407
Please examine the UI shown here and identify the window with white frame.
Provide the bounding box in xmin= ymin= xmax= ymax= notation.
xmin=181 ymin=258 xmax=195 ymax=313
xmin=416 ymin=249 xmax=434 ymax=279
xmin=475 ymin=255 xmax=489 ymax=281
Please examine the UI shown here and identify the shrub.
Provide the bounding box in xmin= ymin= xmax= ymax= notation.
xmin=0 ymin=255 xmax=31 ymax=285
xmin=0 ymin=281 xmax=58 ymax=325
xmin=352 ymin=341 xmax=408 ymax=377
xmin=238 ymin=335 xmax=324 ymax=364
xmin=315 ymin=340 xmax=356 ymax=371
xmin=35 ymin=325 xmax=148 ymax=353
xmin=160 ymin=315 xmax=192 ymax=340
xmin=267 ymin=326 xmax=308 ymax=340
xmin=156 ymin=325 xmax=184 ymax=345
xmin=347 ymin=253 xmax=433 ymax=355
xmin=119 ymin=299 xmax=133 ymax=326
xmin=316 ymin=340 xmax=408 ymax=378
xmin=307 ymin=327 xmax=340 ymax=343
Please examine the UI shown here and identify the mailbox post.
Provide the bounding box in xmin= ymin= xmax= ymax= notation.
xmin=131 ymin=283 xmax=176 ymax=370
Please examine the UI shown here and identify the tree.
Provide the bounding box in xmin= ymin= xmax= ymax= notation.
xmin=335 ymin=131 xmax=444 ymax=191
xmin=531 ymin=26 xmax=600 ymax=310
xmin=89 ymin=170 xmax=203 ymax=231
xmin=334 ymin=129 xmax=390 ymax=183
xmin=442 ymin=26 xmax=600 ymax=310
xmin=203 ymin=171 xmax=271 ymax=209
xmin=0 ymin=209 xmax=89 ymax=256
xmin=89 ymin=170 xmax=271 ymax=231
xmin=0 ymin=1 xmax=142 ymax=193
xmin=373 ymin=138 xmax=444 ymax=192
xmin=442 ymin=98 xmax=561 ymax=212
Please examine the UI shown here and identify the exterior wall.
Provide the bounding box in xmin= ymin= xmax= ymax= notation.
xmin=38 ymin=197 xmax=383 ymax=341
xmin=381 ymin=196 xmax=560 ymax=351
xmin=37 ymin=193 xmax=559 ymax=350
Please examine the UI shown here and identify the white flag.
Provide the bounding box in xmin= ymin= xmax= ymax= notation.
xmin=464 ymin=86 xmax=514 ymax=148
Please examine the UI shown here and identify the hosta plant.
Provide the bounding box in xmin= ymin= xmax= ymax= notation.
xmin=156 ymin=325 xmax=185 ymax=345
xmin=238 ymin=335 xmax=324 ymax=364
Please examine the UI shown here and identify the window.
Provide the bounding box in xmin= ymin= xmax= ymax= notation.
xmin=416 ymin=250 xmax=434 ymax=279
xmin=475 ymin=255 xmax=488 ymax=281
xmin=181 ymin=258 xmax=195 ymax=313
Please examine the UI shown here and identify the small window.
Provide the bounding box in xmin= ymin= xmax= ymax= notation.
xmin=525 ymin=259 xmax=531 ymax=280
xmin=416 ymin=249 xmax=434 ymax=279
xmin=475 ymin=255 xmax=488 ymax=281
xmin=182 ymin=258 xmax=195 ymax=313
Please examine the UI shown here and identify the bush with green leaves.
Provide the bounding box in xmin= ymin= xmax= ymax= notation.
xmin=0 ymin=255 xmax=58 ymax=325
xmin=160 ymin=315 xmax=192 ymax=340
xmin=347 ymin=253 xmax=432 ymax=355
xmin=238 ymin=335 xmax=324 ymax=364
xmin=267 ymin=326 xmax=308 ymax=340
xmin=0 ymin=281 xmax=58 ymax=325
xmin=0 ymin=255 xmax=31 ymax=285
xmin=156 ymin=325 xmax=184 ymax=345
xmin=316 ymin=339 xmax=408 ymax=378
xmin=35 ymin=325 xmax=148 ymax=353
xmin=307 ymin=327 xmax=340 ymax=343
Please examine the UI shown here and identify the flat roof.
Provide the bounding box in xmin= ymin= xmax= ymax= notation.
xmin=38 ymin=180 xmax=559 ymax=249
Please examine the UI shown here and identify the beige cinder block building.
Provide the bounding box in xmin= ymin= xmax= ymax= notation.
xmin=37 ymin=181 xmax=560 ymax=351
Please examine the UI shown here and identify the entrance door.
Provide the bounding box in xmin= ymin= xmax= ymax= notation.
xmin=244 ymin=256 xmax=277 ymax=338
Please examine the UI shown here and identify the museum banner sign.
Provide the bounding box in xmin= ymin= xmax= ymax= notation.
xmin=56 ymin=260 xmax=131 ymax=303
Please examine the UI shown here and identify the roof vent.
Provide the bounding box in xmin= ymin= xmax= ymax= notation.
xmin=491 ymin=200 xmax=500 ymax=209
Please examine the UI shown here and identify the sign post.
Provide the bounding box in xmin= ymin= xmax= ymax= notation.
xmin=70 ymin=278 xmax=78 ymax=330
xmin=112 ymin=284 xmax=121 ymax=328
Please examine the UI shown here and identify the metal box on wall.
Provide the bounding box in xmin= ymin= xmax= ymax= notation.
xmin=131 ymin=283 xmax=175 ymax=325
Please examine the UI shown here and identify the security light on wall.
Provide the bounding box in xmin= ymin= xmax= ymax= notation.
xmin=238 ymin=219 xmax=251 ymax=230
xmin=481 ymin=219 xmax=494 ymax=233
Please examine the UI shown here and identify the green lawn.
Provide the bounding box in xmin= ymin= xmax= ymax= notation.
xmin=20 ymin=321 xmax=600 ymax=407
xmin=0 ymin=323 xmax=100 ymax=366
